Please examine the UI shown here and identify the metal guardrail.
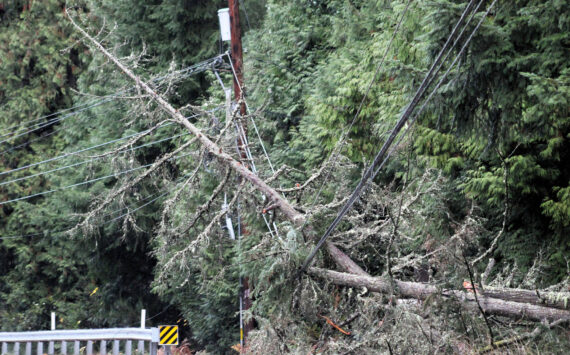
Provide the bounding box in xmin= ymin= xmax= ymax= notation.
xmin=0 ymin=328 xmax=159 ymax=355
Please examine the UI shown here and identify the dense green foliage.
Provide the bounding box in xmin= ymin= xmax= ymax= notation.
xmin=1 ymin=0 xmax=568 ymax=353
xmin=416 ymin=0 xmax=570 ymax=281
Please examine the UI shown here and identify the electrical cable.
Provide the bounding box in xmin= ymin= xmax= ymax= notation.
xmin=0 ymin=97 xmax=115 ymax=136
xmin=0 ymin=123 xmax=173 ymax=177
xmin=0 ymin=97 xmax=116 ymax=145
xmin=226 ymin=53 xmax=277 ymax=175
xmin=370 ymin=0 xmax=495 ymax=181
xmin=0 ymin=55 xmax=223 ymax=137
xmin=364 ymin=0 xmax=485 ymax=184
xmin=0 ymin=55 xmax=222 ymax=158
xmin=0 ymin=132 xmax=187 ymax=187
xmin=0 ymin=108 xmax=221 ymax=178
xmin=0 ymin=101 xmax=123 ymax=156
xmin=0 ymin=151 xmax=195 ymax=207
xmin=300 ymin=0 xmax=494 ymax=273
xmin=0 ymin=171 xmax=195 ymax=241
xmin=240 ymin=0 xmax=252 ymax=30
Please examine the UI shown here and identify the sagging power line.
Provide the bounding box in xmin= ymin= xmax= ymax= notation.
xmin=0 ymin=170 xmax=196 ymax=241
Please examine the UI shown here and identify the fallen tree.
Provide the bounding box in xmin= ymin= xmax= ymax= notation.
xmin=308 ymin=267 xmax=570 ymax=323
xmin=68 ymin=10 xmax=570 ymax=327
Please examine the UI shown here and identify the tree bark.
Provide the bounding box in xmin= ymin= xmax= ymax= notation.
xmin=308 ymin=268 xmax=570 ymax=323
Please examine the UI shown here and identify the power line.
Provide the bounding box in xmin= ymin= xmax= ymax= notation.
xmin=301 ymin=0 xmax=495 ymax=273
xmin=0 ymin=150 xmax=195 ymax=207
xmin=0 ymin=123 xmax=172 ymax=177
xmin=225 ymin=52 xmax=282 ymax=243
xmin=0 ymin=171 xmax=194 ymax=241
xmin=0 ymin=97 xmax=114 ymax=136
xmin=0 ymin=64 xmax=220 ymax=155
xmin=0 ymin=101 xmax=123 ymax=156
xmin=0 ymin=132 xmax=187 ymax=187
xmin=0 ymin=55 xmax=223 ymax=138
xmin=0 ymin=107 xmax=221 ymax=178
xmin=226 ymin=52 xmax=276 ymax=175
xmin=364 ymin=0 xmax=485 ymax=181
xmin=240 ymin=0 xmax=252 ymax=30
xmin=371 ymin=0 xmax=494 ymax=181
xmin=0 ymin=55 xmax=222 ymax=157
xmin=0 ymin=97 xmax=117 ymax=146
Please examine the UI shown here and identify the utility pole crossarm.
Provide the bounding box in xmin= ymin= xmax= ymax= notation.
xmin=66 ymin=9 xmax=305 ymax=228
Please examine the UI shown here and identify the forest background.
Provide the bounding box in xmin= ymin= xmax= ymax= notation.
xmin=0 ymin=0 xmax=569 ymax=353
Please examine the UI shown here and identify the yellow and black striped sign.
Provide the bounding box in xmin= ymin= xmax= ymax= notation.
xmin=159 ymin=325 xmax=179 ymax=345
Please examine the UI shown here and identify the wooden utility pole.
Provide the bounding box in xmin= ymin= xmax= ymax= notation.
xmin=229 ymin=0 xmax=253 ymax=350
xmin=229 ymin=0 xmax=246 ymax=117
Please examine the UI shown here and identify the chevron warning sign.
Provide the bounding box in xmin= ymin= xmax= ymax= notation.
xmin=159 ymin=325 xmax=179 ymax=345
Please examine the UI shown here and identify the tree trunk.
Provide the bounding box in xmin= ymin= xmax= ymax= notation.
xmin=308 ymin=268 xmax=570 ymax=323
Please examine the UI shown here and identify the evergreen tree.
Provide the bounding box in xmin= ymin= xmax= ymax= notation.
xmin=414 ymin=0 xmax=570 ymax=282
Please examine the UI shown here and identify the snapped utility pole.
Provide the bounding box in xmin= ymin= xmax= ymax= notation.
xmin=229 ymin=0 xmax=253 ymax=350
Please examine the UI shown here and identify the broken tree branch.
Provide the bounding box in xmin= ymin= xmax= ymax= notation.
xmin=478 ymin=318 xmax=568 ymax=353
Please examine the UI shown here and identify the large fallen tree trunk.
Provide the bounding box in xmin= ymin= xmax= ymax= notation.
xmin=308 ymin=268 xmax=570 ymax=323
xmin=326 ymin=243 xmax=570 ymax=310
xmin=325 ymin=243 xmax=570 ymax=310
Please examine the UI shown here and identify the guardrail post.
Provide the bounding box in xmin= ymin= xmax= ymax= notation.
xmin=150 ymin=328 xmax=159 ymax=355
xmin=61 ymin=340 xmax=67 ymax=355
xmin=112 ymin=340 xmax=119 ymax=355
xmin=1 ymin=342 xmax=7 ymax=354
xmin=14 ymin=342 xmax=20 ymax=355
xmin=36 ymin=342 xmax=43 ymax=355
xmin=138 ymin=310 xmax=145 ymax=355
xmin=25 ymin=342 xmax=31 ymax=355
xmin=48 ymin=312 xmax=55 ymax=355
xmin=125 ymin=340 xmax=132 ymax=355
xmin=73 ymin=340 xmax=79 ymax=355
xmin=86 ymin=340 xmax=93 ymax=355
xmin=100 ymin=340 xmax=106 ymax=355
